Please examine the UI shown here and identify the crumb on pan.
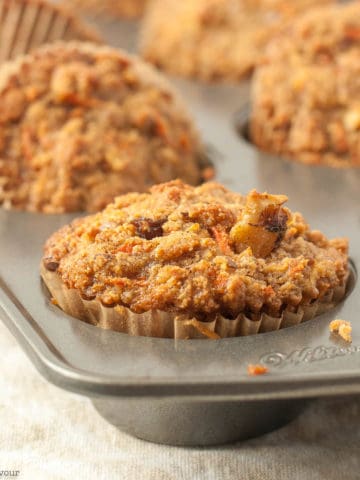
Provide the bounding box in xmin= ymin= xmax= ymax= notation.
xmin=329 ymin=319 xmax=352 ymax=342
xmin=181 ymin=319 xmax=220 ymax=339
xmin=247 ymin=364 xmax=269 ymax=376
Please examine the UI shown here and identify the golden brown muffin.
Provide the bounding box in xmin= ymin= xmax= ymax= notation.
xmin=70 ymin=0 xmax=147 ymax=18
xmin=0 ymin=42 xmax=206 ymax=213
xmin=41 ymin=180 xmax=349 ymax=339
xmin=140 ymin=0 xmax=334 ymax=82
xmin=251 ymin=2 xmax=360 ymax=168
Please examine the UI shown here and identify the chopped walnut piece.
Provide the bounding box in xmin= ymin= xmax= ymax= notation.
xmin=344 ymin=108 xmax=360 ymax=132
xmin=247 ymin=364 xmax=269 ymax=376
xmin=329 ymin=319 xmax=352 ymax=342
xmin=291 ymin=70 xmax=308 ymax=92
xmin=230 ymin=190 xmax=289 ymax=258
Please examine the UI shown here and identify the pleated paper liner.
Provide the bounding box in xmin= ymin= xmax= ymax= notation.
xmin=41 ymin=265 xmax=348 ymax=340
xmin=0 ymin=0 xmax=101 ymax=63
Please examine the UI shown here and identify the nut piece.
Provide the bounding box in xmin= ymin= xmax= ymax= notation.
xmin=247 ymin=364 xmax=269 ymax=376
xmin=329 ymin=319 xmax=352 ymax=342
xmin=230 ymin=190 xmax=289 ymax=258
xmin=344 ymin=108 xmax=360 ymax=132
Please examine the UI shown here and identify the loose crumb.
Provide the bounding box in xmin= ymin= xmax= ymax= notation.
xmin=51 ymin=297 xmax=58 ymax=306
xmin=329 ymin=319 xmax=352 ymax=342
xmin=247 ymin=364 xmax=269 ymax=376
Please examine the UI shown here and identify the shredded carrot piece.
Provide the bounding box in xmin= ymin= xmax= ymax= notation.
xmin=58 ymin=93 xmax=99 ymax=107
xmin=154 ymin=116 xmax=167 ymax=138
xmin=117 ymin=244 xmax=134 ymax=254
xmin=264 ymin=285 xmax=275 ymax=297
xmin=344 ymin=26 xmax=360 ymax=40
xmin=247 ymin=364 xmax=269 ymax=376
xmin=211 ymin=226 xmax=232 ymax=255
xmin=179 ymin=133 xmax=191 ymax=151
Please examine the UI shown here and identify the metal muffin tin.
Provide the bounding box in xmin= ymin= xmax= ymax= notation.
xmin=0 ymin=20 xmax=360 ymax=447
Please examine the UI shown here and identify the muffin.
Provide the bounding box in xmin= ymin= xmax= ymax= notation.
xmin=0 ymin=0 xmax=100 ymax=62
xmin=41 ymin=180 xmax=349 ymax=339
xmin=251 ymin=2 xmax=360 ymax=168
xmin=70 ymin=0 xmax=147 ymax=19
xmin=140 ymin=0 xmax=334 ymax=82
xmin=0 ymin=42 xmax=206 ymax=213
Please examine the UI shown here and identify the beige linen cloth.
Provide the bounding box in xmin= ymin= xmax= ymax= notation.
xmin=0 ymin=321 xmax=359 ymax=480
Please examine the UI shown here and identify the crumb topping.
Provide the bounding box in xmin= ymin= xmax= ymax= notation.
xmin=141 ymin=0 xmax=333 ymax=82
xmin=251 ymin=2 xmax=360 ymax=167
xmin=42 ymin=180 xmax=349 ymax=319
xmin=0 ymin=42 xmax=204 ymax=213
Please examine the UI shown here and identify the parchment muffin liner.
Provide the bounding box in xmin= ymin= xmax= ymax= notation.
xmin=41 ymin=266 xmax=348 ymax=340
xmin=0 ymin=0 xmax=100 ymax=63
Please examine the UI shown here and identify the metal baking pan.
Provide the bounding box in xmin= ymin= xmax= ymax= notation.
xmin=0 ymin=19 xmax=360 ymax=447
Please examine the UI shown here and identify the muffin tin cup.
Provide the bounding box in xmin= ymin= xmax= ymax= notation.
xmin=0 ymin=18 xmax=359 ymax=447
xmin=0 ymin=0 xmax=100 ymax=63
xmin=41 ymin=265 xmax=347 ymax=340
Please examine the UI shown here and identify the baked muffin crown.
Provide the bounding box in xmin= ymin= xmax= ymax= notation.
xmin=251 ymin=2 xmax=360 ymax=167
xmin=140 ymin=0 xmax=334 ymax=82
xmin=42 ymin=180 xmax=348 ymax=319
xmin=0 ymin=42 xmax=205 ymax=213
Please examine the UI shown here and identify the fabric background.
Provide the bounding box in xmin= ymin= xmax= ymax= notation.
xmin=0 ymin=321 xmax=359 ymax=480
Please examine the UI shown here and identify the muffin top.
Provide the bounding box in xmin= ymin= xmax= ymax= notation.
xmin=140 ymin=0 xmax=333 ymax=82
xmin=251 ymin=2 xmax=360 ymax=167
xmin=43 ymin=180 xmax=348 ymax=319
xmin=0 ymin=42 xmax=204 ymax=213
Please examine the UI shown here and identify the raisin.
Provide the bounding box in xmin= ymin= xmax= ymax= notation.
xmin=43 ymin=258 xmax=59 ymax=272
xmin=81 ymin=290 xmax=96 ymax=301
xmin=131 ymin=217 xmax=166 ymax=240
xmin=257 ymin=206 xmax=289 ymax=234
